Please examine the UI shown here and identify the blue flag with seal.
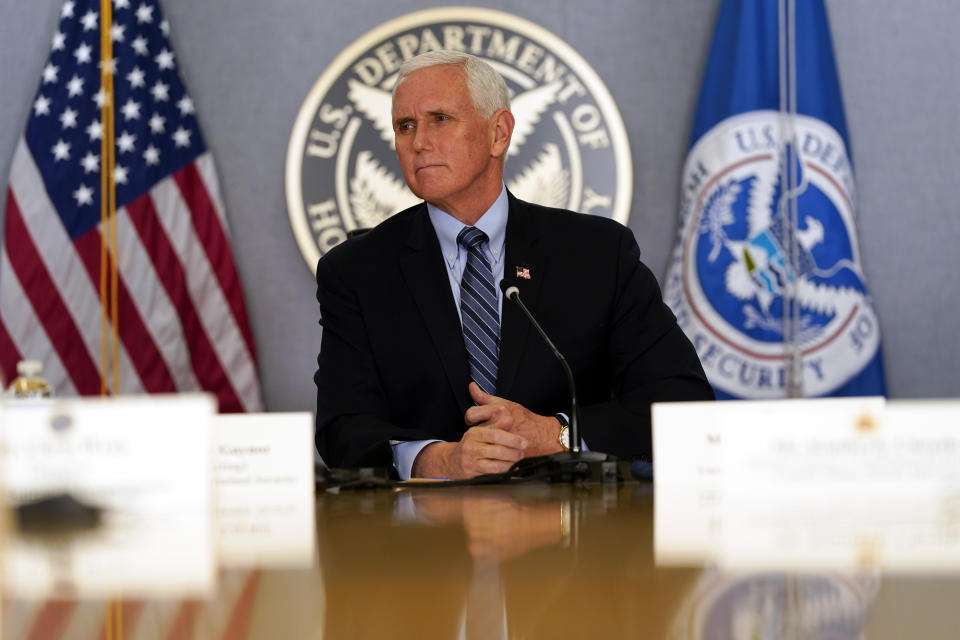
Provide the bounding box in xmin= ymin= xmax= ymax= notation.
xmin=664 ymin=0 xmax=886 ymax=399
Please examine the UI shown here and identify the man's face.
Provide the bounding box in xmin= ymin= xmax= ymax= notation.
xmin=392 ymin=64 xmax=506 ymax=219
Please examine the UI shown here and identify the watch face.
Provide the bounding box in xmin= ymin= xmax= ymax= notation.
xmin=560 ymin=427 xmax=570 ymax=450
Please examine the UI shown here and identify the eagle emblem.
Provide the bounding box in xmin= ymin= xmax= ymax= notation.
xmin=664 ymin=111 xmax=882 ymax=398
xmin=700 ymin=143 xmax=865 ymax=342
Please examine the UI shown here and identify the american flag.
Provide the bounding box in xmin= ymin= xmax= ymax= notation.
xmin=0 ymin=0 xmax=262 ymax=412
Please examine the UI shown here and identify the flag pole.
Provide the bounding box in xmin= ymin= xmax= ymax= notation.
xmin=99 ymin=0 xmax=119 ymax=397
xmin=778 ymin=0 xmax=803 ymax=398
xmin=100 ymin=0 xmax=122 ymax=632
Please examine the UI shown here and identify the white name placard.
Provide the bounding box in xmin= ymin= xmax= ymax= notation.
xmin=653 ymin=398 xmax=960 ymax=572
xmin=651 ymin=398 xmax=885 ymax=564
xmin=214 ymin=412 xmax=315 ymax=568
xmin=720 ymin=401 xmax=960 ymax=571
xmin=653 ymin=397 xmax=887 ymax=490
xmin=0 ymin=394 xmax=216 ymax=598
xmin=651 ymin=400 xmax=726 ymax=564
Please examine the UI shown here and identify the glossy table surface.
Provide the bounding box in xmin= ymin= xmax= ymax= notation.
xmin=6 ymin=482 xmax=960 ymax=639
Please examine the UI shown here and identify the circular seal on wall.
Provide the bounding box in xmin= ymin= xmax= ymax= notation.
xmin=286 ymin=7 xmax=632 ymax=274
xmin=664 ymin=111 xmax=882 ymax=398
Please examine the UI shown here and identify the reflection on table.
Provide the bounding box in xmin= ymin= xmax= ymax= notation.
xmin=4 ymin=482 xmax=960 ymax=638
xmin=318 ymin=484 xmax=698 ymax=640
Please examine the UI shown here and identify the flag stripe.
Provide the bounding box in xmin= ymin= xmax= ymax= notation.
xmin=4 ymin=194 xmax=100 ymax=394
xmin=220 ymin=571 xmax=261 ymax=640
xmin=124 ymin=191 xmax=244 ymax=412
xmin=4 ymin=601 xmax=42 ymax=640
xmin=165 ymin=601 xmax=199 ymax=640
xmin=26 ymin=601 xmax=76 ymax=640
xmin=113 ymin=204 xmax=201 ymax=392
xmin=195 ymin=153 xmax=230 ymax=231
xmin=173 ymin=159 xmax=258 ymax=365
xmin=0 ymin=250 xmax=76 ymax=395
xmin=72 ymin=224 xmax=177 ymax=393
xmin=59 ymin=603 xmax=107 ymax=640
xmin=0 ymin=311 xmax=23 ymax=386
xmin=150 ymin=175 xmax=261 ymax=411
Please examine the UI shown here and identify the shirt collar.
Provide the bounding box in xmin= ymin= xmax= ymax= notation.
xmin=428 ymin=185 xmax=508 ymax=267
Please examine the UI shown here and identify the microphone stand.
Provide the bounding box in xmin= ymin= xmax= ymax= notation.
xmin=501 ymin=282 xmax=619 ymax=483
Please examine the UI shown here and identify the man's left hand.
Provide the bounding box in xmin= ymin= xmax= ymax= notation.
xmin=465 ymin=382 xmax=564 ymax=458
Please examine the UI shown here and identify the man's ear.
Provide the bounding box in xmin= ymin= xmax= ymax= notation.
xmin=490 ymin=109 xmax=515 ymax=158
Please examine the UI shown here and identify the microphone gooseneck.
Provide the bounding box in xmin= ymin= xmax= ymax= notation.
xmin=499 ymin=279 xmax=581 ymax=453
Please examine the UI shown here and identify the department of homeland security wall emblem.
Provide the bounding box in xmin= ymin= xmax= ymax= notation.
xmin=664 ymin=112 xmax=881 ymax=398
xmin=286 ymin=7 xmax=632 ymax=273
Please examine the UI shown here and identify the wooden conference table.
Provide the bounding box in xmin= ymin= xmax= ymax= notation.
xmin=5 ymin=481 xmax=960 ymax=639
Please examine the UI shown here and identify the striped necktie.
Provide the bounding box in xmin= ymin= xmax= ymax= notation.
xmin=457 ymin=226 xmax=500 ymax=394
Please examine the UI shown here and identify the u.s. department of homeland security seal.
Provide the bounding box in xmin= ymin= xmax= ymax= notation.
xmin=286 ymin=7 xmax=632 ymax=274
xmin=664 ymin=111 xmax=882 ymax=398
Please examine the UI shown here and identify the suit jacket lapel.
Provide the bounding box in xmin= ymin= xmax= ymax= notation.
xmin=399 ymin=205 xmax=471 ymax=415
xmin=498 ymin=195 xmax=548 ymax=397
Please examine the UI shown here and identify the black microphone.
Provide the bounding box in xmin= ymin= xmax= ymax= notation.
xmin=499 ymin=279 xmax=617 ymax=483
xmin=499 ymin=278 xmax=585 ymax=452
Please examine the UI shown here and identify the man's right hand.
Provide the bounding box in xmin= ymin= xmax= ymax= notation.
xmin=411 ymin=427 xmax=527 ymax=479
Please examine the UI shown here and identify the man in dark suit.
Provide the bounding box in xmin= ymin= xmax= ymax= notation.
xmin=315 ymin=51 xmax=713 ymax=479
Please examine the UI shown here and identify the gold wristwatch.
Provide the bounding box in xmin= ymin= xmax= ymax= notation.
xmin=555 ymin=413 xmax=570 ymax=451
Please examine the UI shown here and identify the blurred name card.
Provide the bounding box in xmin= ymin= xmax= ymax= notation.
xmin=214 ymin=412 xmax=315 ymax=568
xmin=0 ymin=394 xmax=216 ymax=598
xmin=719 ymin=489 xmax=960 ymax=572
xmin=720 ymin=399 xmax=960 ymax=492
xmin=653 ymin=399 xmax=960 ymax=571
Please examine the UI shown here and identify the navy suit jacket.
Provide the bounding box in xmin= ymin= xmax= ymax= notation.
xmin=314 ymin=193 xmax=713 ymax=469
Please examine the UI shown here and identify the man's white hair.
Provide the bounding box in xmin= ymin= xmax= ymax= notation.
xmin=394 ymin=50 xmax=510 ymax=119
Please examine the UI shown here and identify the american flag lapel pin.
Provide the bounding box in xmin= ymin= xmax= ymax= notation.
xmin=516 ymin=266 xmax=532 ymax=280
